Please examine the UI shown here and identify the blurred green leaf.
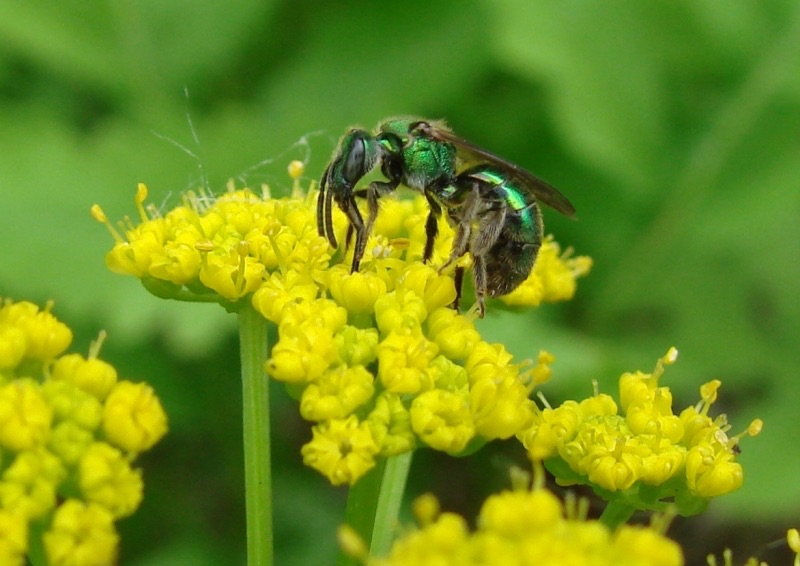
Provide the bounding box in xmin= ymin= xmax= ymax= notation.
xmin=489 ymin=1 xmax=671 ymax=190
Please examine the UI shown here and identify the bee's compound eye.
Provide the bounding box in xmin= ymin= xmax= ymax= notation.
xmin=343 ymin=136 xmax=367 ymax=183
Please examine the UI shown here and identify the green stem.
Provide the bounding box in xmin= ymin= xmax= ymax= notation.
xmin=598 ymin=499 xmax=635 ymax=531
xmin=369 ymin=452 xmax=413 ymax=556
xmin=238 ymin=303 xmax=273 ymax=566
xmin=337 ymin=452 xmax=413 ymax=566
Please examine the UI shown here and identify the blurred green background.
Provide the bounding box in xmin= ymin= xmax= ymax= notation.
xmin=1 ymin=0 xmax=798 ymax=564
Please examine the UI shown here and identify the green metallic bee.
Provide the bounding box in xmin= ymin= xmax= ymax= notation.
xmin=317 ymin=117 xmax=576 ymax=316
xmin=317 ymin=118 xmax=455 ymax=272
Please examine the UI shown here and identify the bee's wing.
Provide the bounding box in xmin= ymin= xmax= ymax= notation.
xmin=418 ymin=123 xmax=577 ymax=218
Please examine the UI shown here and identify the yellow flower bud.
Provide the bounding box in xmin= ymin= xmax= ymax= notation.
xmin=300 ymin=365 xmax=375 ymax=421
xmin=365 ymin=392 xmax=415 ymax=456
xmin=43 ymin=500 xmax=118 ymax=566
xmin=464 ymin=342 xmax=514 ymax=384
xmin=266 ymin=325 xmax=338 ymax=384
xmin=412 ymin=492 xmax=440 ymax=525
xmin=0 ymin=301 xmax=72 ymax=361
xmin=327 ymin=268 xmax=387 ymax=315
xmin=102 ymin=381 xmax=168 ymax=454
xmin=51 ymin=354 xmax=118 ymax=400
xmin=470 ymin=375 xmax=535 ymax=440
xmin=49 ymin=421 xmax=94 ymax=466
xmin=41 ymin=380 xmax=103 ymax=431
xmin=301 ymin=415 xmax=379 ymax=486
xmin=396 ymin=264 xmax=457 ymax=313
xmin=0 ymin=449 xmax=64 ymax=520
xmin=79 ymin=443 xmax=143 ymax=518
xmin=611 ymin=525 xmax=683 ymax=566
xmin=198 ymin=250 xmax=264 ymax=300
xmin=374 ymin=290 xmax=427 ymax=334
xmin=409 ymin=389 xmax=474 ymax=453
xmin=425 ymin=307 xmax=480 ymax=361
xmin=0 ymin=380 xmax=52 ymax=451
xmin=478 ymin=489 xmax=562 ymax=538
xmin=377 ymin=330 xmax=438 ymax=394
xmin=148 ymin=235 xmax=203 ymax=285
xmin=334 ymin=326 xmax=379 ymax=367
xmin=518 ymin=401 xmax=582 ymax=461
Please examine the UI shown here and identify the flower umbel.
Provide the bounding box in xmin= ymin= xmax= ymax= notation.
xmin=95 ymin=175 xmax=590 ymax=486
xmin=0 ymin=299 xmax=167 ymax=565
xmin=92 ymin=181 xmax=330 ymax=307
xmin=367 ymin=485 xmax=683 ymax=566
xmin=517 ymin=348 xmax=762 ymax=517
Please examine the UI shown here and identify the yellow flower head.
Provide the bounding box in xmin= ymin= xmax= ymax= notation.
xmin=0 ymin=299 xmax=166 ymax=561
xmin=265 ymin=188 xmax=586 ymax=483
xmin=93 ymin=184 xmax=330 ymax=307
xmin=95 ymin=176 xmax=588 ymax=486
xmin=517 ymin=348 xmax=759 ymax=515
xmin=370 ymin=487 xmax=682 ymax=566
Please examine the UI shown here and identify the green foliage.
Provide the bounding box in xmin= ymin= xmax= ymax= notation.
xmin=1 ymin=0 xmax=797 ymax=563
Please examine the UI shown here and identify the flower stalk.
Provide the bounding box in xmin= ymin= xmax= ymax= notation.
xmin=239 ymin=303 xmax=273 ymax=566
xmin=598 ymin=499 xmax=636 ymax=531
xmin=338 ymin=452 xmax=413 ymax=566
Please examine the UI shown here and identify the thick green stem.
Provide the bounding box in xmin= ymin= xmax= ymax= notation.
xmin=238 ymin=304 xmax=273 ymax=566
xmin=598 ymin=499 xmax=635 ymax=531
xmin=337 ymin=452 xmax=413 ymax=566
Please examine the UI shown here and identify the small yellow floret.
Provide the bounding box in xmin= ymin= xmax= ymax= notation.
xmin=0 ymin=380 xmax=53 ymax=451
xmin=102 ymin=381 xmax=168 ymax=454
xmin=0 ymin=449 xmax=65 ymax=520
xmin=409 ymin=389 xmax=474 ymax=453
xmin=301 ymin=415 xmax=380 ymax=486
xmin=51 ymin=354 xmax=118 ymax=400
xmin=43 ymin=499 xmax=119 ymax=566
xmin=79 ymin=443 xmax=143 ymax=518
xmin=300 ymin=366 xmax=375 ymax=421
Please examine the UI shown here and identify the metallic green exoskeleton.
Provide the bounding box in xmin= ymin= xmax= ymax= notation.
xmin=436 ymin=164 xmax=544 ymax=316
xmin=317 ymin=117 xmax=576 ymax=317
xmin=317 ymin=118 xmax=455 ymax=272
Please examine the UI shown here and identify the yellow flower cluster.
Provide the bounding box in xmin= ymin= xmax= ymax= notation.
xmin=0 ymin=299 xmax=168 ymax=566
xmin=94 ymin=168 xmax=590 ymax=486
xmin=368 ymin=488 xmax=683 ymax=566
xmin=264 ymin=261 xmax=558 ymax=485
xmin=517 ymin=348 xmax=762 ymax=515
xmin=93 ymin=170 xmax=590 ymax=313
xmin=92 ymin=179 xmax=330 ymax=303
